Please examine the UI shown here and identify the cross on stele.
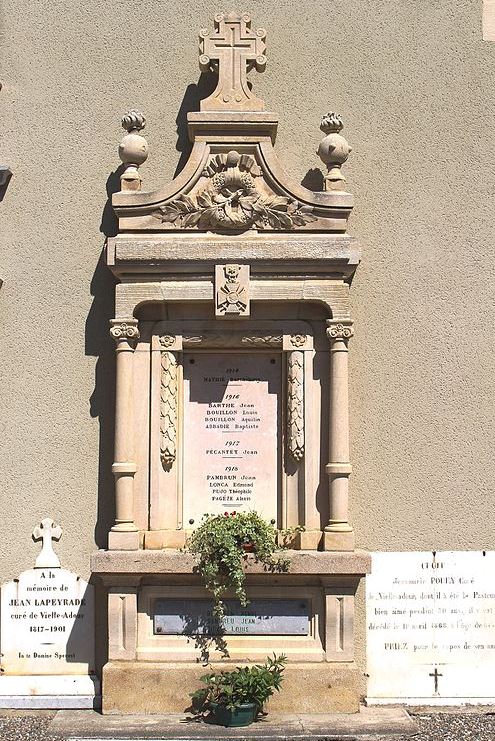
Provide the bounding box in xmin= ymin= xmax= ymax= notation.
xmin=32 ymin=517 xmax=62 ymax=568
xmin=199 ymin=13 xmax=267 ymax=111
xmin=429 ymin=666 xmax=443 ymax=694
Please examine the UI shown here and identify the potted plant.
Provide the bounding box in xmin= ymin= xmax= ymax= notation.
xmin=186 ymin=511 xmax=300 ymax=618
xmin=190 ymin=654 xmax=287 ymax=726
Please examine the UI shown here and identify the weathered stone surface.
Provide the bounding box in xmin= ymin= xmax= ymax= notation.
xmin=49 ymin=705 xmax=418 ymax=738
xmin=101 ymin=661 xmax=362 ymax=714
xmin=107 ymin=234 xmax=361 ymax=274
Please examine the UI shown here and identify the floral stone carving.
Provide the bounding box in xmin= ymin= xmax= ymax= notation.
xmin=160 ymin=350 xmax=178 ymax=468
xmin=152 ymin=151 xmax=315 ymax=231
xmin=287 ymin=351 xmax=305 ymax=463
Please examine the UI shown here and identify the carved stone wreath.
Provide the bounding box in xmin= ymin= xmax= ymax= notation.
xmin=152 ymin=150 xmax=316 ymax=231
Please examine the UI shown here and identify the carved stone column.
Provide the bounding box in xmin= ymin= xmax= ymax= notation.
xmin=323 ymin=321 xmax=355 ymax=551
xmin=109 ymin=319 xmax=140 ymax=550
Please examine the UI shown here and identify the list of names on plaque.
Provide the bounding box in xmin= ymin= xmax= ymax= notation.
xmin=183 ymin=352 xmax=280 ymax=524
xmin=153 ymin=598 xmax=309 ymax=636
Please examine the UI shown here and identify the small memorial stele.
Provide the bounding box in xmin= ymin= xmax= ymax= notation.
xmin=0 ymin=518 xmax=99 ymax=708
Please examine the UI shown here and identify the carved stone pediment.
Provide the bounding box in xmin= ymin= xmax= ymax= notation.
xmin=153 ymin=151 xmax=316 ymax=232
xmin=112 ymin=13 xmax=354 ymax=235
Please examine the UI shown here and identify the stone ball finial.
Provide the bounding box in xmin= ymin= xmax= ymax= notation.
xmin=118 ymin=110 xmax=149 ymax=192
xmin=121 ymin=110 xmax=146 ymax=133
xmin=317 ymin=112 xmax=351 ymax=192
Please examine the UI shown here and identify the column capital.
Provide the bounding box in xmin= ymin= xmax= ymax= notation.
xmin=326 ymin=321 xmax=354 ymax=344
xmin=110 ymin=318 xmax=140 ymax=343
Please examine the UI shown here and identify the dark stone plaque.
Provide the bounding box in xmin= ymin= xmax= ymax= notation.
xmin=153 ymin=598 xmax=309 ymax=636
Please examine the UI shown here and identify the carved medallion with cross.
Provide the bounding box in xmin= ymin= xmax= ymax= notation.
xmin=199 ymin=13 xmax=267 ymax=111
xmin=32 ymin=517 xmax=62 ymax=568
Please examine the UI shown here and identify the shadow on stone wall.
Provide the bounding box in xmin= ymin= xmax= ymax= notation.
xmin=301 ymin=168 xmax=324 ymax=192
xmin=174 ymin=75 xmax=325 ymax=194
xmin=174 ymin=73 xmax=219 ymax=177
xmin=86 ymin=168 xmax=122 ymax=550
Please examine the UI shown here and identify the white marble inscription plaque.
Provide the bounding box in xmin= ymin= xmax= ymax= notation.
xmin=183 ymin=352 xmax=280 ymax=524
xmin=1 ymin=567 xmax=95 ymax=676
xmin=0 ymin=519 xmax=98 ymax=707
xmin=367 ymin=551 xmax=495 ymax=704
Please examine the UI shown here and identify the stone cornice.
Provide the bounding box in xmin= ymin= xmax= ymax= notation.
xmin=91 ymin=548 xmax=371 ymax=578
xmin=106 ymin=233 xmax=361 ymax=280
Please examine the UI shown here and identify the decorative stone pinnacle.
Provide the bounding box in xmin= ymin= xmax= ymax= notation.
xmin=320 ymin=112 xmax=344 ymax=134
xmin=32 ymin=518 xmax=62 ymax=569
xmin=317 ymin=113 xmax=352 ymax=192
xmin=118 ymin=112 xmax=149 ymax=192
xmin=121 ymin=110 xmax=146 ymax=133
xmin=199 ymin=13 xmax=267 ymax=112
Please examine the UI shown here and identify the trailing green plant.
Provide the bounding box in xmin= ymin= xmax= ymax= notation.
xmin=186 ymin=511 xmax=302 ymax=618
xmin=190 ymin=653 xmax=287 ymax=714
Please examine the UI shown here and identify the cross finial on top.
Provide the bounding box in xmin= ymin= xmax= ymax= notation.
xmin=32 ymin=517 xmax=62 ymax=568
xmin=199 ymin=13 xmax=267 ymax=112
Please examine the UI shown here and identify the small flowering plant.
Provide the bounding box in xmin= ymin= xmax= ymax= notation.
xmin=186 ymin=511 xmax=296 ymax=619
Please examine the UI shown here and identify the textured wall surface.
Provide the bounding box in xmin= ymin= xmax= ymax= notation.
xmin=0 ymin=0 xmax=494 ymax=664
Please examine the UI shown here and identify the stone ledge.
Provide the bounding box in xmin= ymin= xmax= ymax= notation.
xmin=49 ymin=705 xmax=417 ymax=738
xmin=91 ymin=549 xmax=371 ymax=576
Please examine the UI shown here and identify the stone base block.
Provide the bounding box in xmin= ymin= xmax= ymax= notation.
xmin=322 ymin=530 xmax=355 ymax=552
xmin=108 ymin=530 xmax=140 ymax=550
xmin=0 ymin=675 xmax=100 ymax=709
xmin=295 ymin=530 xmax=322 ymax=550
xmin=144 ymin=529 xmax=188 ymax=549
xmin=102 ymin=661 xmax=360 ymax=715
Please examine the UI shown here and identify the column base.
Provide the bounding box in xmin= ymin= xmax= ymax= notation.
xmin=322 ymin=530 xmax=355 ymax=552
xmin=108 ymin=530 xmax=140 ymax=550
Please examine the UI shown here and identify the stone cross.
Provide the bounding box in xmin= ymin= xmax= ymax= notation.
xmin=199 ymin=13 xmax=267 ymax=111
xmin=32 ymin=518 xmax=62 ymax=568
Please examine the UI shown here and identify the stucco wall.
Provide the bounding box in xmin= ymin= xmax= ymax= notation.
xmin=0 ymin=0 xmax=494 ymax=595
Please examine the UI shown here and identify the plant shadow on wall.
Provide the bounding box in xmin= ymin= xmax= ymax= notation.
xmin=85 ymin=166 xmax=123 ymax=549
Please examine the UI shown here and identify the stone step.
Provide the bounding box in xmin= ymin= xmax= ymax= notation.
xmin=49 ymin=706 xmax=417 ymax=740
